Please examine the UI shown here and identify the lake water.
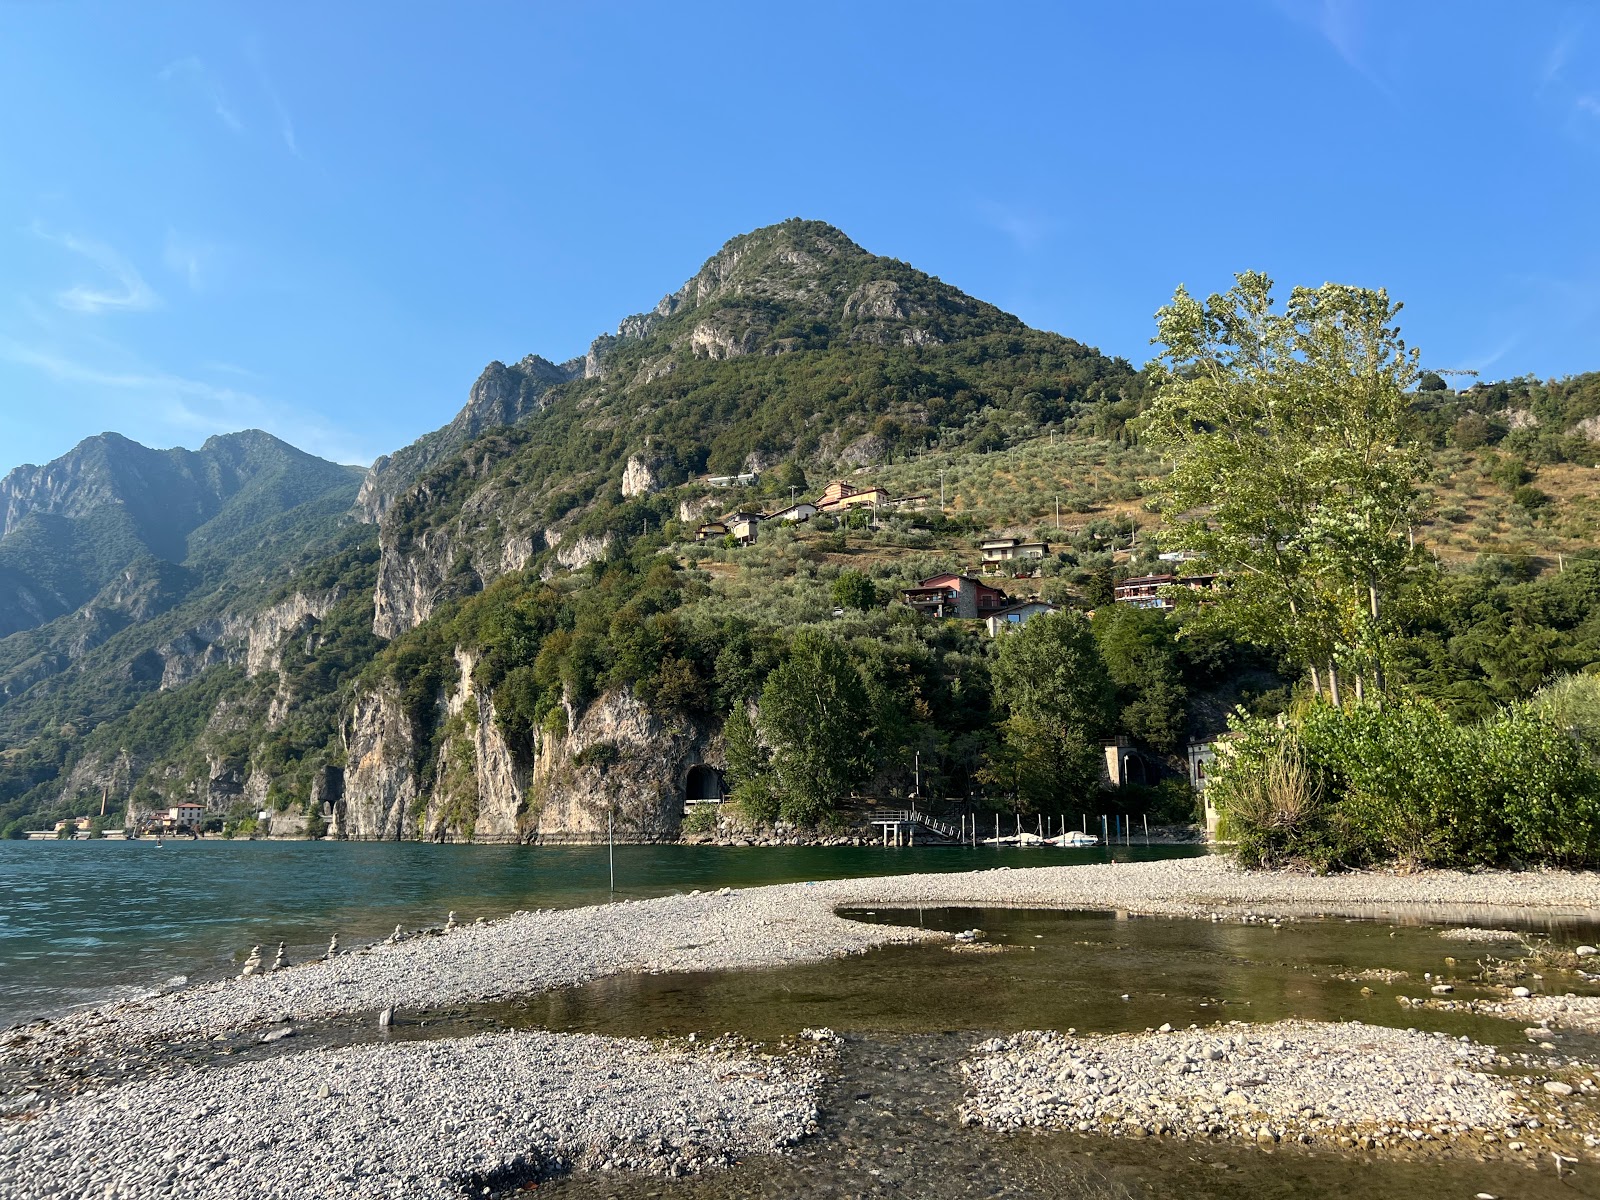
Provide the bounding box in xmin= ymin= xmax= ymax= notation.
xmin=209 ymin=904 xmax=1600 ymax=1200
xmin=0 ymin=839 xmax=1202 ymax=1028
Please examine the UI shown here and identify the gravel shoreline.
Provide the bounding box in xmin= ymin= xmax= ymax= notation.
xmin=9 ymin=856 xmax=1600 ymax=1069
xmin=8 ymin=856 xmax=1600 ymax=1192
xmin=959 ymin=1020 xmax=1595 ymax=1160
xmin=0 ymin=1029 xmax=828 ymax=1200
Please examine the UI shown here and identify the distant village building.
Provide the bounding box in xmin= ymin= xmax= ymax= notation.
xmin=815 ymin=481 xmax=889 ymax=514
xmin=983 ymin=600 xmax=1058 ymax=637
xmin=169 ymin=801 xmax=206 ymax=829
xmin=1188 ymin=739 xmax=1224 ymax=838
xmin=901 ymin=573 xmax=1010 ymax=620
xmin=703 ymin=472 xmax=760 ymax=488
xmin=726 ymin=512 xmax=763 ymax=546
xmin=765 ymin=501 xmax=817 ymax=523
xmin=695 ymin=521 xmax=730 ymax=542
xmin=980 ymin=537 xmax=1050 ymax=565
xmin=1112 ymin=573 xmax=1218 ymax=610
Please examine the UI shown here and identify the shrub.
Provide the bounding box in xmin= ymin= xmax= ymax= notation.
xmin=681 ymin=804 xmax=720 ymax=834
xmin=1211 ymin=697 xmax=1600 ymax=870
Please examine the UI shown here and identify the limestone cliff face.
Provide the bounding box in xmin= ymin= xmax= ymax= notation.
xmin=335 ymin=688 xmax=421 ymax=840
xmin=334 ymin=667 xmax=717 ymax=843
xmin=528 ymin=688 xmax=713 ymax=843
xmin=151 ymin=588 xmax=344 ymax=691
xmin=420 ymin=649 xmax=531 ymax=843
xmin=245 ymin=588 xmax=345 ymax=677
xmin=620 ymin=455 xmax=660 ymax=499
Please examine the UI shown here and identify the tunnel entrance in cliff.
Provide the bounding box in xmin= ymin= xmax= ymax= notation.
xmin=685 ymin=765 xmax=725 ymax=803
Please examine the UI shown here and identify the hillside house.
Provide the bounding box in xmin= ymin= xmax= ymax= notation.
xmin=695 ymin=521 xmax=729 ymax=542
xmin=980 ymin=537 xmax=1050 ymax=564
xmin=703 ymin=472 xmax=760 ymax=488
xmin=815 ymin=481 xmax=889 ymax=513
xmin=727 ymin=512 xmax=763 ymax=545
xmin=1113 ymin=573 xmax=1218 ymax=610
xmin=901 ymin=573 xmax=1010 ymax=619
xmin=766 ymin=501 xmax=817 ymax=523
xmin=983 ymin=600 xmax=1058 ymax=637
xmin=886 ymin=494 xmax=931 ymax=512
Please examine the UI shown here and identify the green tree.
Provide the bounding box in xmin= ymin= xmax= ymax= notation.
xmin=756 ymin=630 xmax=874 ymax=824
xmin=722 ymin=703 xmax=778 ymax=824
xmin=1091 ymin=605 xmax=1187 ymax=751
xmin=985 ymin=612 xmax=1113 ymax=810
xmin=831 ymin=570 xmax=879 ymax=611
xmin=1143 ymin=272 xmax=1426 ymax=703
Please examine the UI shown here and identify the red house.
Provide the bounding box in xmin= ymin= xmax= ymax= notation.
xmin=900 ymin=573 xmax=1010 ymax=619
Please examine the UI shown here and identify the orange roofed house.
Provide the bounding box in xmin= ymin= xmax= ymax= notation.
xmin=900 ymin=573 xmax=1010 ymax=619
xmin=814 ymin=480 xmax=889 ymax=514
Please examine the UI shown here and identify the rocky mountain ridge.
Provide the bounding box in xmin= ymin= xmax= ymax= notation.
xmin=0 ymin=430 xmax=363 ymax=640
xmin=0 ymin=218 xmax=1152 ymax=842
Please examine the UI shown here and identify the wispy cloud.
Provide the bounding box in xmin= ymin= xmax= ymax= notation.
xmin=32 ymin=226 xmax=160 ymax=314
xmin=1541 ymin=27 xmax=1579 ymax=89
xmin=0 ymin=341 xmax=376 ymax=465
xmin=162 ymin=229 xmax=224 ymax=293
xmin=159 ymin=56 xmax=243 ymax=133
xmin=976 ymin=201 xmax=1054 ymax=252
xmin=245 ymin=38 xmax=301 ymax=157
xmin=1272 ymin=0 xmax=1395 ymax=96
xmin=1535 ymin=23 xmax=1600 ymax=134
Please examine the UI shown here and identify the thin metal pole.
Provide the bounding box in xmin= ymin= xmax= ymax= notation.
xmin=608 ymin=808 xmax=615 ymax=897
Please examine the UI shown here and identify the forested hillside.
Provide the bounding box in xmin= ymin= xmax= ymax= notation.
xmin=1 ymin=220 xmax=1596 ymax=844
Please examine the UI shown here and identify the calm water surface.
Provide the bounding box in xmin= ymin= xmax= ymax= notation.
xmin=255 ymin=906 xmax=1600 ymax=1200
xmin=0 ymin=839 xmax=1200 ymax=1027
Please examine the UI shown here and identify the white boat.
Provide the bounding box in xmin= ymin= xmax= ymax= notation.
xmin=982 ymin=830 xmax=1100 ymax=848
xmin=1051 ymin=831 xmax=1100 ymax=847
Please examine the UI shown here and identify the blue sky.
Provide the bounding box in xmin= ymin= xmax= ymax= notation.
xmin=2 ymin=2 xmax=1597 ymax=470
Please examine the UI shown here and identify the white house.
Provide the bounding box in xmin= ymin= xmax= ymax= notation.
xmin=168 ymin=801 xmax=206 ymax=829
xmin=983 ymin=600 xmax=1058 ymax=637
xmin=766 ymin=501 xmax=817 ymax=523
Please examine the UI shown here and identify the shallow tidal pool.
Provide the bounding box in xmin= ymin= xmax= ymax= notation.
xmin=329 ymin=906 xmax=1600 ymax=1198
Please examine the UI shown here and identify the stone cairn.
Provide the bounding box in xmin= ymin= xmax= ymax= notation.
xmin=238 ymin=945 xmax=263 ymax=978
xmin=325 ymin=933 xmax=340 ymax=959
xmin=270 ymin=941 xmax=288 ymax=972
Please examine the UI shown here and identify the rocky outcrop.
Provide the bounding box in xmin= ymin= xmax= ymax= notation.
xmin=356 ymin=355 xmax=578 ymax=522
xmin=245 ymin=588 xmax=343 ymax=676
xmin=677 ymin=494 xmax=720 ymax=524
xmin=421 ymin=650 xmax=530 ymax=843
xmin=335 ymin=688 xmax=421 ymax=840
xmin=620 ymin=455 xmax=660 ymax=498
xmin=372 ymin=519 xmax=462 ymax=641
xmin=528 ymin=688 xmax=714 ymax=842
xmin=156 ymin=617 xmax=247 ymax=689
xmin=1573 ymin=415 xmax=1600 ymax=443
xmin=334 ymin=665 xmax=717 ymax=843
xmin=548 ymin=531 xmax=612 ymax=573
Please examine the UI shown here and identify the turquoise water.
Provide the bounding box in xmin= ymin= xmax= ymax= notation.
xmin=0 ymin=839 xmax=1202 ymax=1028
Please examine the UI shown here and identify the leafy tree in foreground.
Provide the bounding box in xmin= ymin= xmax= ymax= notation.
xmin=1091 ymin=605 xmax=1187 ymax=752
xmin=756 ymin=629 xmax=874 ymax=824
xmin=984 ymin=611 xmax=1113 ymax=811
xmin=1143 ymin=272 xmax=1427 ymax=703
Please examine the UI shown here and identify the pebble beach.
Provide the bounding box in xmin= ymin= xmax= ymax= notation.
xmin=7 ymin=854 xmax=1600 ymax=1197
